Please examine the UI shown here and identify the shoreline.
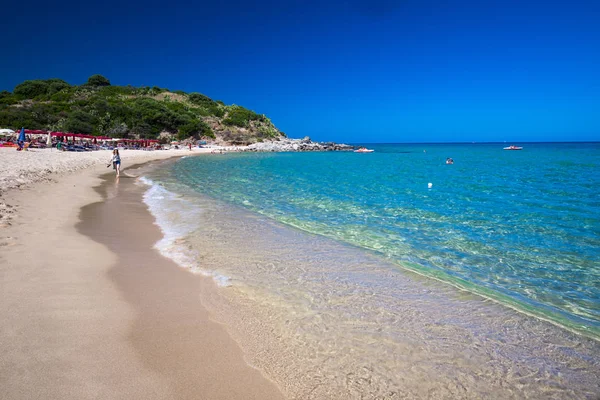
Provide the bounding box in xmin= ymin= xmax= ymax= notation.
xmin=0 ymin=147 xmax=210 ymax=226
xmin=141 ymin=152 xmax=600 ymax=398
xmin=0 ymin=150 xmax=283 ymax=399
xmin=2 ymin=146 xmax=599 ymax=399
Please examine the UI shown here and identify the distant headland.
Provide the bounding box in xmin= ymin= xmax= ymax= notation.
xmin=0 ymin=75 xmax=350 ymax=150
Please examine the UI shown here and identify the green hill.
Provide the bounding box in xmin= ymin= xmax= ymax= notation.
xmin=0 ymin=74 xmax=285 ymax=145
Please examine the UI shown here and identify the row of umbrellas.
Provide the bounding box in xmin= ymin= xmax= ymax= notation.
xmin=22 ymin=129 xmax=113 ymax=141
xmin=2 ymin=128 xmax=159 ymax=146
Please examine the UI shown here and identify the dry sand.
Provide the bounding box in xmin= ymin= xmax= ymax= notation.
xmin=0 ymin=147 xmax=284 ymax=399
xmin=0 ymin=146 xmax=233 ymax=226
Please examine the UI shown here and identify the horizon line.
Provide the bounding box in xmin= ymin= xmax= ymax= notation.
xmin=341 ymin=141 xmax=600 ymax=145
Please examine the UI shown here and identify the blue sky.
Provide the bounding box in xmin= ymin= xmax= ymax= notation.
xmin=1 ymin=0 xmax=598 ymax=143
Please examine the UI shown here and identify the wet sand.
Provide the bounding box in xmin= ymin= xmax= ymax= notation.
xmin=0 ymin=162 xmax=283 ymax=399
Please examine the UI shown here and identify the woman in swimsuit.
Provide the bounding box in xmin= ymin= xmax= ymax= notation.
xmin=109 ymin=149 xmax=121 ymax=176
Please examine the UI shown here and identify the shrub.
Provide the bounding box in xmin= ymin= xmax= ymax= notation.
xmin=14 ymin=80 xmax=49 ymax=98
xmin=222 ymin=105 xmax=262 ymax=127
xmin=64 ymin=110 xmax=96 ymax=133
xmin=50 ymin=91 xmax=71 ymax=102
xmin=47 ymin=79 xmax=71 ymax=95
xmin=0 ymin=108 xmax=39 ymax=128
xmin=99 ymin=85 xmax=134 ymax=96
xmin=130 ymin=122 xmax=153 ymax=137
xmin=188 ymin=92 xmax=214 ymax=105
xmin=178 ymin=119 xmax=213 ymax=139
xmin=0 ymin=91 xmax=18 ymax=105
xmin=257 ymin=124 xmax=279 ymax=138
xmin=87 ymin=74 xmax=111 ymax=87
xmin=105 ymin=122 xmax=129 ymax=137
xmin=91 ymin=98 xmax=110 ymax=114
xmin=188 ymin=93 xmax=224 ymax=117
xmin=212 ymin=107 xmax=225 ymax=118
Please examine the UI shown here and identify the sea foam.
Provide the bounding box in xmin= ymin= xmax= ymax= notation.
xmin=137 ymin=176 xmax=231 ymax=287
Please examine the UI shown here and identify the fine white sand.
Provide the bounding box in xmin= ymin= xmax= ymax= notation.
xmin=0 ymin=147 xmax=217 ymax=226
xmin=0 ymin=146 xmax=218 ymax=194
xmin=0 ymin=147 xmax=284 ymax=399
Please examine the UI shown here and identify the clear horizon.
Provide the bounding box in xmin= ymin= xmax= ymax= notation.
xmin=2 ymin=0 xmax=599 ymax=143
xmin=347 ymin=140 xmax=600 ymax=144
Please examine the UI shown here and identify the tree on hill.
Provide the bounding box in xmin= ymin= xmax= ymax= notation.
xmin=12 ymin=79 xmax=72 ymax=100
xmin=64 ymin=110 xmax=96 ymax=134
xmin=87 ymin=74 xmax=111 ymax=87
xmin=47 ymin=79 xmax=71 ymax=95
xmin=14 ymin=80 xmax=50 ymax=98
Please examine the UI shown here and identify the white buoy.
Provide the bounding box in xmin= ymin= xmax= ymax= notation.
xmin=428 ymin=183 xmax=433 ymax=189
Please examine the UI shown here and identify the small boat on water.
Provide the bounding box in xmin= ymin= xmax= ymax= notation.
xmin=354 ymin=147 xmax=374 ymax=153
xmin=503 ymin=145 xmax=523 ymax=150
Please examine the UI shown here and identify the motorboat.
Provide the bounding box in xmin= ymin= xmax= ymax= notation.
xmin=354 ymin=147 xmax=374 ymax=153
xmin=503 ymin=145 xmax=523 ymax=150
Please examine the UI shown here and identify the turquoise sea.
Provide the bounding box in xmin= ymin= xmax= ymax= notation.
xmin=140 ymin=142 xmax=600 ymax=398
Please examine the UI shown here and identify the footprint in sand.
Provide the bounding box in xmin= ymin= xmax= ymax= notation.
xmin=0 ymin=236 xmax=17 ymax=246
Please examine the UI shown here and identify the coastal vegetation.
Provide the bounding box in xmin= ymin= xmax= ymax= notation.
xmin=0 ymin=75 xmax=284 ymax=144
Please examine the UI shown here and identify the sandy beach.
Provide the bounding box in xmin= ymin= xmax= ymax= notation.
xmin=0 ymin=147 xmax=283 ymax=399
xmin=2 ymin=146 xmax=599 ymax=399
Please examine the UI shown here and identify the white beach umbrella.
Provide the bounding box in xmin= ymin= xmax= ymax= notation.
xmin=47 ymin=131 xmax=52 ymax=146
xmin=0 ymin=128 xmax=15 ymax=135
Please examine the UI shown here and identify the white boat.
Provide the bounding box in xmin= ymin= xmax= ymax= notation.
xmin=503 ymin=145 xmax=523 ymax=150
xmin=354 ymin=148 xmax=374 ymax=153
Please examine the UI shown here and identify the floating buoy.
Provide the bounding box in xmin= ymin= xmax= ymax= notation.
xmin=428 ymin=183 xmax=433 ymax=189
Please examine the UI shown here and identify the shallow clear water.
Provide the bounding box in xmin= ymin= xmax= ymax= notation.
xmin=169 ymin=143 xmax=599 ymax=336
xmin=139 ymin=143 xmax=600 ymax=398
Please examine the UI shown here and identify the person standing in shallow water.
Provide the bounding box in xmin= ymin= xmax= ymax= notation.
xmin=109 ymin=148 xmax=121 ymax=176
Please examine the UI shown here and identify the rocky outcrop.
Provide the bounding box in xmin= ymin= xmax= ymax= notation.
xmin=240 ymin=136 xmax=353 ymax=152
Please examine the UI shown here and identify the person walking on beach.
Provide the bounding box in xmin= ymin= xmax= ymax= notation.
xmin=108 ymin=148 xmax=121 ymax=176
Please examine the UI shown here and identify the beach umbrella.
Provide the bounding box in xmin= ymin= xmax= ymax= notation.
xmin=47 ymin=131 xmax=52 ymax=146
xmin=0 ymin=128 xmax=15 ymax=135
xmin=18 ymin=127 xmax=26 ymax=143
